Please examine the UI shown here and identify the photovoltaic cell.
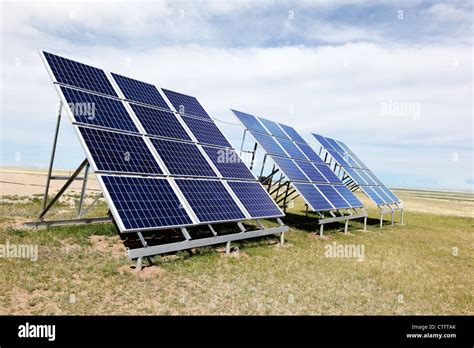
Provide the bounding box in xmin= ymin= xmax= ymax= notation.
xmin=162 ymin=89 xmax=210 ymax=119
xmin=279 ymin=123 xmax=306 ymax=143
xmin=100 ymin=175 xmax=193 ymax=230
xmin=316 ymin=184 xmax=351 ymax=209
xmin=325 ymin=137 xmax=346 ymax=154
xmin=202 ymin=146 xmax=255 ymax=180
xmin=111 ymin=73 xmax=170 ymax=110
xmin=361 ymin=187 xmax=385 ymax=205
xmin=294 ymin=160 xmax=328 ymax=183
xmin=181 ymin=116 xmax=232 ymax=147
xmin=357 ymin=169 xmax=377 ymax=186
xmin=78 ymin=127 xmax=162 ymax=174
xmin=380 ymin=186 xmax=400 ymax=203
xmin=259 ymin=117 xmax=290 ymax=139
xmin=150 ymin=139 xmax=217 ymax=178
xmin=232 ymin=110 xmax=269 ymax=135
xmin=272 ymin=157 xmax=309 ymax=182
xmin=130 ymin=103 xmax=191 ymax=141
xmin=333 ymin=185 xmax=363 ymax=208
xmin=61 ymin=86 xmax=139 ymax=133
xmin=313 ymin=133 xmax=335 ymax=150
xmin=314 ymin=163 xmax=341 ymax=184
xmin=372 ymin=186 xmax=392 ymax=204
xmin=43 ymin=52 xmax=117 ymax=97
xmin=293 ymin=183 xmax=334 ymax=211
xmin=227 ymin=181 xmax=283 ymax=218
xmin=366 ymin=170 xmax=384 ymax=186
xmin=327 ymin=149 xmax=351 ymax=168
xmin=250 ymin=132 xmax=287 ymax=157
xmin=175 ymin=179 xmax=246 ymax=223
xmin=343 ymin=167 xmax=365 ymax=185
xmin=276 ymin=138 xmax=307 ymax=160
xmin=296 ymin=142 xmax=324 ymax=163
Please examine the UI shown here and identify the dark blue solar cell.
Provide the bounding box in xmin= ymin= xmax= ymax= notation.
xmin=175 ymin=179 xmax=245 ymax=223
xmin=327 ymin=149 xmax=351 ymax=168
xmin=316 ymin=184 xmax=351 ymax=209
xmin=333 ymin=185 xmax=363 ymax=208
xmin=278 ymin=123 xmax=306 ymax=143
xmin=325 ymin=137 xmax=346 ymax=154
xmin=357 ymin=169 xmax=377 ymax=186
xmin=61 ymin=86 xmax=139 ymax=133
xmin=314 ymin=164 xmax=342 ymax=184
xmin=181 ymin=116 xmax=231 ymax=147
xmin=43 ymin=52 xmax=117 ymax=97
xmin=111 ymin=73 xmax=170 ymax=109
xmin=258 ymin=117 xmax=290 ymax=139
xmin=272 ymin=157 xmax=309 ymax=182
xmin=202 ymin=146 xmax=255 ymax=180
xmin=295 ymin=142 xmax=324 ymax=163
xmin=293 ymin=183 xmax=334 ymax=211
xmin=380 ymin=186 xmax=400 ymax=203
xmin=349 ymin=153 xmax=368 ymax=169
xmin=294 ymin=160 xmax=328 ymax=183
xmin=232 ymin=109 xmax=269 ymax=135
xmin=361 ymin=186 xmax=385 ymax=205
xmin=101 ymin=175 xmax=193 ymax=231
xmin=365 ymin=170 xmax=384 ymax=186
xmin=162 ymin=89 xmax=210 ymax=119
xmin=150 ymin=139 xmax=217 ymax=178
xmin=312 ymin=134 xmax=335 ymax=150
xmin=276 ymin=138 xmax=307 ymax=159
xmin=78 ymin=127 xmax=162 ymax=174
xmin=372 ymin=186 xmax=392 ymax=204
xmin=228 ymin=181 xmax=283 ymax=218
xmin=345 ymin=155 xmax=362 ymax=169
xmin=343 ymin=167 xmax=366 ymax=185
xmin=251 ymin=132 xmax=287 ymax=157
xmin=130 ymin=103 xmax=191 ymax=141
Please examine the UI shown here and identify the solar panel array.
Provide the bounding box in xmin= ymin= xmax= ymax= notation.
xmin=42 ymin=51 xmax=283 ymax=233
xmin=312 ymin=134 xmax=400 ymax=206
xmin=233 ymin=110 xmax=363 ymax=212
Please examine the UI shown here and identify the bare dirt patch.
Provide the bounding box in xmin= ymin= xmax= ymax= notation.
xmin=90 ymin=235 xmax=126 ymax=258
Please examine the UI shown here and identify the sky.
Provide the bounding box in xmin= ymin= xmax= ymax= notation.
xmin=0 ymin=0 xmax=472 ymax=191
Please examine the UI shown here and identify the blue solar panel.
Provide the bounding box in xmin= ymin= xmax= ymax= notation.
xmin=361 ymin=187 xmax=385 ymax=205
xmin=372 ymin=186 xmax=392 ymax=204
xmin=380 ymin=186 xmax=400 ymax=203
xmin=78 ymin=127 xmax=162 ymax=174
xmin=150 ymin=139 xmax=217 ymax=178
xmin=175 ymin=179 xmax=246 ymax=223
xmin=357 ymin=170 xmax=377 ymax=186
xmin=336 ymin=140 xmax=352 ymax=154
xmin=279 ymin=123 xmax=306 ymax=143
xmin=295 ymin=142 xmax=324 ymax=163
xmin=293 ymin=183 xmax=334 ymax=211
xmin=366 ymin=170 xmax=384 ymax=186
xmin=162 ymin=89 xmax=210 ymax=119
xmin=349 ymin=154 xmax=368 ymax=169
xmin=314 ymin=164 xmax=342 ymax=184
xmin=181 ymin=116 xmax=232 ymax=147
xmin=315 ymin=184 xmax=350 ymax=209
xmin=327 ymin=149 xmax=351 ymax=167
xmin=276 ymin=138 xmax=307 ymax=159
xmin=312 ymin=134 xmax=335 ymax=150
xmin=294 ymin=160 xmax=328 ymax=183
xmin=130 ymin=103 xmax=191 ymax=141
xmin=251 ymin=132 xmax=287 ymax=157
xmin=345 ymin=155 xmax=362 ymax=169
xmin=333 ymin=185 xmax=363 ymax=208
xmin=259 ymin=117 xmax=290 ymax=139
xmin=343 ymin=167 xmax=365 ymax=185
xmin=202 ymin=146 xmax=255 ymax=180
xmin=61 ymin=86 xmax=139 ymax=133
xmin=272 ymin=157 xmax=309 ymax=182
xmin=227 ymin=181 xmax=283 ymax=218
xmin=111 ymin=73 xmax=170 ymax=110
xmin=43 ymin=52 xmax=117 ymax=97
xmin=232 ymin=110 xmax=269 ymax=135
xmin=101 ymin=175 xmax=193 ymax=231
xmin=325 ymin=137 xmax=346 ymax=154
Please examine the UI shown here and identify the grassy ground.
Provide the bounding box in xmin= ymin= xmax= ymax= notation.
xmin=0 ymin=189 xmax=472 ymax=315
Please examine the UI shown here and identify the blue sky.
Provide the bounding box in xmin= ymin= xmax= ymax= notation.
xmin=0 ymin=0 xmax=472 ymax=191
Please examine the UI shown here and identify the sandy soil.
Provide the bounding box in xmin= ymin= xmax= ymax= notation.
xmin=0 ymin=167 xmax=101 ymax=196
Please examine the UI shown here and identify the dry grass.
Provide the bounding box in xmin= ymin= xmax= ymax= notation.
xmin=0 ymin=188 xmax=472 ymax=315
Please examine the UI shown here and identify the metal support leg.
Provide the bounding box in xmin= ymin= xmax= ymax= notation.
xmin=77 ymin=162 xmax=90 ymax=218
xmin=344 ymin=220 xmax=349 ymax=234
xmin=391 ymin=210 xmax=395 ymax=226
xmin=380 ymin=213 xmax=383 ymax=229
xmin=136 ymin=257 xmax=143 ymax=272
xmin=319 ymin=224 xmax=324 ymax=237
xmin=363 ymin=216 xmax=367 ymax=232
xmin=249 ymin=142 xmax=258 ymax=171
xmin=42 ymin=101 xmax=63 ymax=211
xmin=225 ymin=241 xmax=231 ymax=254
xmin=280 ymin=232 xmax=285 ymax=245
xmin=259 ymin=154 xmax=268 ymax=178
